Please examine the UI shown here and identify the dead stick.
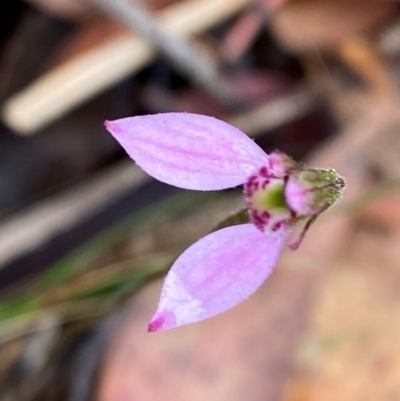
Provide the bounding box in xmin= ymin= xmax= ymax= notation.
xmin=89 ymin=0 xmax=243 ymax=108
xmin=0 ymin=162 xmax=146 ymax=268
xmin=231 ymin=87 xmax=316 ymax=136
xmin=2 ymin=0 xmax=252 ymax=135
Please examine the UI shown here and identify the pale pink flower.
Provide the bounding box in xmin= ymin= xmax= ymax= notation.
xmin=105 ymin=113 xmax=344 ymax=331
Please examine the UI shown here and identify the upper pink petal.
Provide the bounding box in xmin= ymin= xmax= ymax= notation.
xmin=105 ymin=113 xmax=269 ymax=190
xmin=148 ymin=223 xmax=289 ymax=331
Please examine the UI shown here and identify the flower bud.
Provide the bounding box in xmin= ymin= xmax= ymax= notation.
xmin=285 ymin=168 xmax=345 ymax=217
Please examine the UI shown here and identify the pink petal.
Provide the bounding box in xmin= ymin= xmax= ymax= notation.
xmin=148 ymin=223 xmax=289 ymax=331
xmin=285 ymin=175 xmax=316 ymax=216
xmin=105 ymin=113 xmax=268 ymax=190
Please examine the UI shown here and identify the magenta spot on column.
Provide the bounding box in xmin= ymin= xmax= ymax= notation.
xmin=271 ymin=221 xmax=283 ymax=232
xmin=259 ymin=166 xmax=269 ymax=177
xmin=262 ymin=179 xmax=270 ymax=189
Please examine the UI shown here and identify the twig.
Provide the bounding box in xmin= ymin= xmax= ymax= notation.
xmin=0 ymin=162 xmax=146 ymax=268
xmin=89 ymin=0 xmax=243 ymax=108
xmin=2 ymin=0 xmax=252 ymax=134
xmin=230 ymin=86 xmax=316 ymax=137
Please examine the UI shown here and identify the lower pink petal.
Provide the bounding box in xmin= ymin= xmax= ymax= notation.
xmin=148 ymin=224 xmax=289 ymax=331
xmin=105 ymin=113 xmax=269 ymax=190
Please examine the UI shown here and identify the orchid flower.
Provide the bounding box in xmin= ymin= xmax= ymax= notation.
xmin=105 ymin=113 xmax=345 ymax=332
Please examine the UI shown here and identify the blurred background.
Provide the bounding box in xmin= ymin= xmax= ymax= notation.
xmin=1 ymin=0 xmax=400 ymax=400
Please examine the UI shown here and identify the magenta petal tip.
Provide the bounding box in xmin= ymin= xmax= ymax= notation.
xmin=148 ymin=311 xmax=177 ymax=332
xmin=148 ymin=315 xmax=165 ymax=332
xmin=104 ymin=120 xmax=117 ymax=132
